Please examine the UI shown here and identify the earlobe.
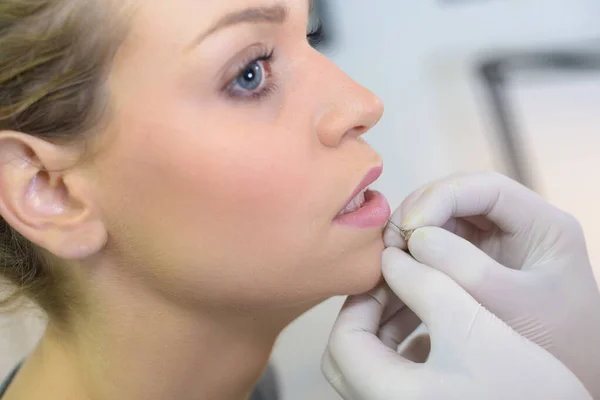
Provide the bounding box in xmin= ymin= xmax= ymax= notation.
xmin=0 ymin=131 xmax=107 ymax=260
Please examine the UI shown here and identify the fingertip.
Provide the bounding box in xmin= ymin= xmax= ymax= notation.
xmin=381 ymin=247 xmax=409 ymax=276
xmin=381 ymin=247 xmax=429 ymax=294
xmin=383 ymin=223 xmax=407 ymax=249
xmin=387 ymin=186 xmax=428 ymax=241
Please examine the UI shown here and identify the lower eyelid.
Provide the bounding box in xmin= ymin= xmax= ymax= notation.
xmin=240 ymin=81 xmax=278 ymax=100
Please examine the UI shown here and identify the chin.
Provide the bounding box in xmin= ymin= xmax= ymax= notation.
xmin=336 ymin=234 xmax=385 ymax=296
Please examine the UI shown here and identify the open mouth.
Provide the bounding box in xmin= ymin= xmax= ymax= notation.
xmin=337 ymin=187 xmax=369 ymax=217
xmin=334 ymin=166 xmax=391 ymax=228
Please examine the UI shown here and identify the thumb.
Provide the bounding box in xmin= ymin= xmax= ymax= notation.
xmin=382 ymin=247 xmax=481 ymax=338
xmin=407 ymin=227 xmax=518 ymax=303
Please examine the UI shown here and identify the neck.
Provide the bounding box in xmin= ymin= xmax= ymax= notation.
xmin=11 ymin=272 xmax=308 ymax=400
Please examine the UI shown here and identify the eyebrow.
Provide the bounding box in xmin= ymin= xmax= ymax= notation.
xmin=187 ymin=4 xmax=289 ymax=50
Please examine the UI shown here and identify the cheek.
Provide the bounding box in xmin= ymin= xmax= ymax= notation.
xmin=191 ymin=141 xmax=313 ymax=229
xmin=101 ymin=114 xmax=323 ymax=264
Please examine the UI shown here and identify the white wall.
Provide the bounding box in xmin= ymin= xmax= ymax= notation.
xmin=0 ymin=307 xmax=45 ymax=377
xmin=272 ymin=1 xmax=600 ymax=399
xmin=508 ymin=73 xmax=600 ymax=267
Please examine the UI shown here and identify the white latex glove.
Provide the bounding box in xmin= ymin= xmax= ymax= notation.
xmin=384 ymin=172 xmax=600 ymax=397
xmin=322 ymin=253 xmax=592 ymax=399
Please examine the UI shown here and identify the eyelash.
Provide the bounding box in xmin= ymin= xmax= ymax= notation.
xmin=224 ymin=24 xmax=326 ymax=102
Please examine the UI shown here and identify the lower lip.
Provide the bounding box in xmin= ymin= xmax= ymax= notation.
xmin=334 ymin=190 xmax=391 ymax=229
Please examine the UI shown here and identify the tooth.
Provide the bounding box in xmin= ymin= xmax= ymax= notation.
xmin=358 ymin=192 xmax=365 ymax=205
xmin=338 ymin=188 xmax=370 ymax=217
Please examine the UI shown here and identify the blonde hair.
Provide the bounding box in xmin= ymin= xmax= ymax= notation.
xmin=0 ymin=0 xmax=126 ymax=325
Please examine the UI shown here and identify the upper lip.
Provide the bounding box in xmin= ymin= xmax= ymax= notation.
xmin=339 ymin=165 xmax=383 ymax=212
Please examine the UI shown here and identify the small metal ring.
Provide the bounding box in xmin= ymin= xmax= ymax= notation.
xmin=387 ymin=219 xmax=414 ymax=242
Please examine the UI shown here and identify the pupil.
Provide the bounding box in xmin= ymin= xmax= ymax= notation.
xmin=237 ymin=62 xmax=262 ymax=90
xmin=244 ymin=67 xmax=255 ymax=80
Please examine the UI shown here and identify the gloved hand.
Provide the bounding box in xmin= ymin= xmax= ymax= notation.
xmin=321 ymin=255 xmax=592 ymax=399
xmin=384 ymin=172 xmax=600 ymax=397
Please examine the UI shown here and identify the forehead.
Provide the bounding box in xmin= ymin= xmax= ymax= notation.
xmin=119 ymin=0 xmax=307 ymax=52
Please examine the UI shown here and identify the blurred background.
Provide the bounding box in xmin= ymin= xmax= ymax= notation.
xmin=2 ymin=1 xmax=600 ymax=399
xmin=273 ymin=1 xmax=600 ymax=399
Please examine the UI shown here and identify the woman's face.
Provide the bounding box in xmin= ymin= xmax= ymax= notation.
xmin=90 ymin=0 xmax=388 ymax=309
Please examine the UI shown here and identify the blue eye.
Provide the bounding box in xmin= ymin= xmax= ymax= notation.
xmin=236 ymin=61 xmax=264 ymax=91
xmin=225 ymin=48 xmax=276 ymax=101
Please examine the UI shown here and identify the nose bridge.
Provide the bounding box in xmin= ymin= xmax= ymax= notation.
xmin=313 ymin=55 xmax=384 ymax=147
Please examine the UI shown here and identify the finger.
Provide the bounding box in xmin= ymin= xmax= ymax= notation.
xmin=408 ymin=227 xmax=517 ymax=298
xmin=323 ymin=346 xmax=418 ymax=400
xmin=321 ymin=350 xmax=354 ymax=400
xmin=384 ymin=184 xmax=431 ymax=249
xmin=377 ymin=307 xmax=421 ymax=350
xmin=400 ymin=172 xmax=552 ymax=235
xmin=327 ymin=287 xmax=417 ymax=393
xmin=383 ymin=219 xmax=408 ymax=249
xmin=382 ymin=247 xmax=480 ymax=335
xmin=385 ymin=173 xmax=471 ymax=247
xmin=336 ymin=284 xmax=392 ymax=335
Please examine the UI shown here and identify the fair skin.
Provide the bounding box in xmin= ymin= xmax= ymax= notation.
xmin=0 ymin=1 xmax=387 ymax=399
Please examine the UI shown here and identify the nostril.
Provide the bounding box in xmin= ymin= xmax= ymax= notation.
xmin=343 ymin=125 xmax=369 ymax=140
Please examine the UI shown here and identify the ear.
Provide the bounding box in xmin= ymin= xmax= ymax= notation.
xmin=0 ymin=131 xmax=107 ymax=260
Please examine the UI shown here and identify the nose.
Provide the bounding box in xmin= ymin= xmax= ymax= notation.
xmin=315 ymin=63 xmax=384 ymax=148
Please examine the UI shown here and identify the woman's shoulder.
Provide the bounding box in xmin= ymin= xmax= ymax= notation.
xmin=0 ymin=362 xmax=279 ymax=400
xmin=250 ymin=365 xmax=280 ymax=400
xmin=0 ymin=363 xmax=22 ymax=399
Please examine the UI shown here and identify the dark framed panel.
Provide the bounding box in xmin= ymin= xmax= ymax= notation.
xmin=438 ymin=0 xmax=499 ymax=4
xmin=476 ymin=45 xmax=600 ymax=189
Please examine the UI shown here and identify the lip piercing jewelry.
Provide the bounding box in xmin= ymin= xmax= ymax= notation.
xmin=387 ymin=219 xmax=414 ymax=242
